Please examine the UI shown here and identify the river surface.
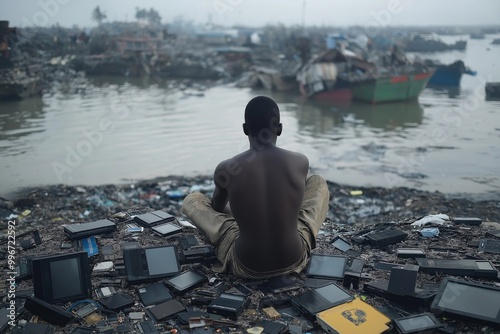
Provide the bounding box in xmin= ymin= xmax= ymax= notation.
xmin=1 ymin=35 xmax=500 ymax=199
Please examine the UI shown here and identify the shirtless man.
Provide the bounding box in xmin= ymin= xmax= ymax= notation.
xmin=181 ymin=96 xmax=329 ymax=279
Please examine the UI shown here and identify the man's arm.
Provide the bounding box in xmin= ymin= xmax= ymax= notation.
xmin=211 ymin=163 xmax=231 ymax=214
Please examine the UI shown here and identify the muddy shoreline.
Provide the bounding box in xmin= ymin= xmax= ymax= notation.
xmin=2 ymin=175 xmax=499 ymax=234
xmin=1 ymin=175 xmax=500 ymax=333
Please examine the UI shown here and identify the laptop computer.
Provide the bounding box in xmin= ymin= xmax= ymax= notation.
xmin=147 ymin=299 xmax=186 ymax=322
xmin=134 ymin=210 xmax=176 ymax=228
xmin=291 ymin=283 xmax=353 ymax=317
xmin=137 ymin=282 xmax=173 ymax=306
xmin=416 ymin=258 xmax=498 ymax=278
xmin=123 ymin=246 xmax=181 ymax=284
xmin=63 ymin=219 xmax=116 ymax=240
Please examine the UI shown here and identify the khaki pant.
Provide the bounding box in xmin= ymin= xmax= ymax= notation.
xmin=181 ymin=175 xmax=330 ymax=279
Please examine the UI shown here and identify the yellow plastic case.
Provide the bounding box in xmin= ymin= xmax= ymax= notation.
xmin=316 ymin=298 xmax=391 ymax=334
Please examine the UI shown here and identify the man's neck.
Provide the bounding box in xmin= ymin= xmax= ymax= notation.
xmin=248 ymin=136 xmax=277 ymax=150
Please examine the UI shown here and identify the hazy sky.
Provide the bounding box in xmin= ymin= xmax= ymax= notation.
xmin=3 ymin=0 xmax=500 ymax=28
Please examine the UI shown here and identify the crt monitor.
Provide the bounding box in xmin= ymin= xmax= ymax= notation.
xmin=32 ymin=251 xmax=92 ymax=304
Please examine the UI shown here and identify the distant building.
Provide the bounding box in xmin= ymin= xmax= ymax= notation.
xmin=196 ymin=30 xmax=239 ymax=45
xmin=115 ymin=36 xmax=162 ymax=53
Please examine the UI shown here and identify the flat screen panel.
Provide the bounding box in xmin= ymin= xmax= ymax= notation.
xmin=167 ymin=271 xmax=205 ymax=291
xmin=220 ymin=293 xmax=245 ymax=301
xmin=153 ymin=223 xmax=182 ymax=235
xmin=476 ymin=261 xmax=494 ymax=270
xmin=436 ymin=281 xmax=500 ymax=319
xmin=332 ymin=238 xmax=351 ymax=252
xmin=307 ymin=255 xmax=347 ymax=279
xmin=51 ymin=258 xmax=82 ymax=300
xmin=315 ymin=284 xmax=352 ymax=304
xmin=145 ymin=247 xmax=179 ymax=275
xmin=397 ymin=315 xmax=436 ymax=331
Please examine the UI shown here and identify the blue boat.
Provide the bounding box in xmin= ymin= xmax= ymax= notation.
xmin=427 ymin=60 xmax=476 ymax=86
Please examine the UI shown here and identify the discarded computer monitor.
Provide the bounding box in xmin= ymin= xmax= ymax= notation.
xmin=291 ymin=283 xmax=353 ymax=317
xmin=32 ymin=251 xmax=92 ymax=304
xmin=17 ymin=229 xmax=42 ymax=250
xmin=366 ymin=229 xmax=407 ymax=247
xmin=255 ymin=320 xmax=288 ymax=334
xmin=316 ymin=298 xmax=391 ymax=334
xmin=388 ymin=264 xmax=419 ymax=296
xmin=258 ymin=275 xmax=302 ymax=294
xmin=146 ymin=299 xmax=186 ymax=322
xmin=151 ymin=222 xmax=183 ymax=237
xmin=374 ymin=261 xmax=401 ymax=271
xmin=343 ymin=258 xmax=364 ymax=290
xmin=393 ymin=312 xmax=443 ymax=333
xmin=451 ymin=217 xmax=482 ymax=226
xmin=134 ymin=210 xmax=176 ymax=228
xmin=178 ymin=245 xmax=215 ymax=264
xmin=165 ymin=270 xmax=207 ymax=294
xmin=67 ymin=220 xmax=113 ymax=240
xmin=363 ymin=281 xmax=436 ymax=310
xmin=330 ymin=236 xmax=352 ymax=252
xmin=98 ymin=292 xmax=135 ymax=311
xmin=24 ymin=296 xmax=74 ymax=326
xmin=478 ymin=238 xmax=500 ymax=254
xmin=137 ymin=282 xmax=173 ymax=306
xmin=63 ymin=219 xmax=116 ymax=240
xmin=416 ymin=258 xmax=498 ymax=278
xmin=396 ymin=248 xmax=426 ymax=259
xmin=123 ymin=245 xmax=181 ymax=283
xmin=207 ymin=292 xmax=250 ymax=320
xmin=178 ymin=235 xmax=199 ymax=249
xmin=431 ymin=278 xmax=500 ymax=326
xmin=306 ymin=254 xmax=347 ymax=280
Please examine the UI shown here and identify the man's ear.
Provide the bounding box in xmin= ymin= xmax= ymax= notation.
xmin=276 ymin=123 xmax=283 ymax=136
xmin=243 ymin=123 xmax=249 ymax=135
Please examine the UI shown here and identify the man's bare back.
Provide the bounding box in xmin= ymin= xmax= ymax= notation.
xmin=212 ymin=145 xmax=309 ymax=272
xmin=181 ymin=96 xmax=329 ymax=279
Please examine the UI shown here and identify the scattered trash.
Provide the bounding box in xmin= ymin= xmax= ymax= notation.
xmin=0 ymin=176 xmax=499 ymax=334
xmin=411 ymin=214 xmax=449 ymax=227
xmin=420 ymin=227 xmax=440 ymax=237
xmin=350 ymin=190 xmax=363 ymax=196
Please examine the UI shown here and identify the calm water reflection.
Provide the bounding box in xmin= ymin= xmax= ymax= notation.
xmin=1 ymin=36 xmax=500 ymax=199
xmin=0 ymin=98 xmax=45 ymax=155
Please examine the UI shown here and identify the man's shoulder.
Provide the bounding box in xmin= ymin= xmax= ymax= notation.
xmin=278 ymin=148 xmax=309 ymax=163
xmin=215 ymin=153 xmax=247 ymax=170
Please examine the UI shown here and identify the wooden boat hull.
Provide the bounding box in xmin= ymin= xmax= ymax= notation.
xmin=311 ymin=88 xmax=353 ymax=102
xmin=0 ymin=78 xmax=41 ymax=99
xmin=352 ymin=71 xmax=434 ymax=104
xmin=429 ymin=68 xmax=463 ymax=86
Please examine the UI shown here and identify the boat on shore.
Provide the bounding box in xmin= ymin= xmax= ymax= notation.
xmin=402 ymin=33 xmax=467 ymax=52
xmin=297 ymin=49 xmax=376 ymax=102
xmin=351 ymin=69 xmax=435 ymax=104
xmin=426 ymin=60 xmax=476 ymax=86
xmin=297 ymin=48 xmax=434 ymax=104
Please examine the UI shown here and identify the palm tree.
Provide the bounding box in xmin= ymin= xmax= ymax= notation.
xmin=91 ymin=6 xmax=107 ymax=26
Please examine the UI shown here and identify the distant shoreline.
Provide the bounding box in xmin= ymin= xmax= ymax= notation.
xmin=3 ymin=173 xmax=500 ymax=203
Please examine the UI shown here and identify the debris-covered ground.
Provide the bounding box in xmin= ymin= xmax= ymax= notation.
xmin=1 ymin=175 xmax=500 ymax=333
